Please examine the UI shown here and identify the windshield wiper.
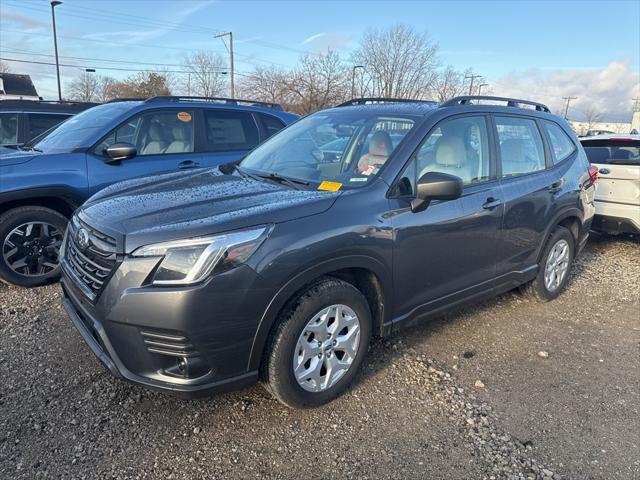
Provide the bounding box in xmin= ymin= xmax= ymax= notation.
xmin=19 ymin=145 xmax=42 ymax=153
xmin=253 ymin=172 xmax=309 ymax=190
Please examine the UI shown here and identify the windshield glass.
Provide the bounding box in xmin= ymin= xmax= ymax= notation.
xmin=34 ymin=102 xmax=139 ymax=153
xmin=582 ymin=139 xmax=640 ymax=165
xmin=240 ymin=110 xmax=416 ymax=189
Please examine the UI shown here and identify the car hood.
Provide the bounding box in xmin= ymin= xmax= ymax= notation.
xmin=0 ymin=148 xmax=40 ymax=164
xmin=79 ymin=168 xmax=340 ymax=253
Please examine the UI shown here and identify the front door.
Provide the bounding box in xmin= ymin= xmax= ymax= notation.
xmin=389 ymin=114 xmax=504 ymax=322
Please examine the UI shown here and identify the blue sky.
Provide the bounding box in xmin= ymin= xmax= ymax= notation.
xmin=1 ymin=0 xmax=639 ymax=120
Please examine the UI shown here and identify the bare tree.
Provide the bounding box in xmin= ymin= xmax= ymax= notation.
xmin=430 ymin=66 xmax=472 ymax=102
xmin=0 ymin=61 xmax=10 ymax=74
xmin=353 ymin=24 xmax=439 ymax=99
xmin=237 ymin=66 xmax=294 ymax=106
xmin=286 ymin=50 xmax=350 ymax=114
xmin=67 ymin=73 xmax=100 ymax=102
xmin=183 ymin=51 xmax=227 ymax=97
xmin=583 ymin=106 xmax=603 ymax=132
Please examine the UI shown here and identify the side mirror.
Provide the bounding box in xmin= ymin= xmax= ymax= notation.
xmin=104 ymin=142 xmax=136 ymax=163
xmin=411 ymin=171 xmax=463 ymax=213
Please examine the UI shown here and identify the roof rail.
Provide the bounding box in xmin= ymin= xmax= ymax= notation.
xmin=107 ymin=97 xmax=147 ymax=103
xmin=144 ymin=95 xmax=283 ymax=110
xmin=441 ymin=95 xmax=550 ymax=112
xmin=337 ymin=97 xmax=438 ymax=107
xmin=0 ymin=99 xmax=97 ymax=106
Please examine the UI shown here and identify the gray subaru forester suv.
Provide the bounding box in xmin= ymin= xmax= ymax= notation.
xmin=61 ymin=96 xmax=597 ymax=408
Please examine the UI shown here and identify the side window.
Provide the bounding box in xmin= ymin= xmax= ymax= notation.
xmin=27 ymin=113 xmax=70 ymax=140
xmin=97 ymin=110 xmax=195 ymax=156
xmin=259 ymin=114 xmax=285 ymax=139
xmin=543 ymin=121 xmax=576 ymax=163
xmin=495 ymin=116 xmax=545 ymax=176
xmin=203 ymin=110 xmax=259 ymax=152
xmin=0 ymin=112 xmax=18 ymax=144
xmin=415 ymin=115 xmax=490 ymax=185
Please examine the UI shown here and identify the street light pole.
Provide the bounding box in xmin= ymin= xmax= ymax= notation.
xmin=477 ymin=83 xmax=488 ymax=95
xmin=214 ymin=32 xmax=234 ymax=98
xmin=351 ymin=65 xmax=364 ymax=98
xmin=50 ymin=0 xmax=63 ymax=101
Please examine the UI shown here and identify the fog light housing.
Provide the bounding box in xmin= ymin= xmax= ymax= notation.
xmin=162 ymin=356 xmax=211 ymax=380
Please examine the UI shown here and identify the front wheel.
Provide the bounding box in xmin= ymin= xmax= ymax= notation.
xmin=0 ymin=206 xmax=68 ymax=287
xmin=521 ymin=226 xmax=574 ymax=301
xmin=262 ymin=278 xmax=372 ymax=408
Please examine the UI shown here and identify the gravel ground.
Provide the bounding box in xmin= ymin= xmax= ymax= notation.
xmin=0 ymin=233 xmax=638 ymax=480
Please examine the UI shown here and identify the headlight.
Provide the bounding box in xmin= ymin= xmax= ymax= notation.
xmin=132 ymin=227 xmax=269 ymax=285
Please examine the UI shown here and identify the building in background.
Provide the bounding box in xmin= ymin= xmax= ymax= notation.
xmin=0 ymin=73 xmax=40 ymax=101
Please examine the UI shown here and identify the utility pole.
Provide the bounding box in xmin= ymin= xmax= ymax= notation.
xmin=477 ymin=83 xmax=488 ymax=95
xmin=562 ymin=96 xmax=577 ymax=119
xmin=632 ymin=96 xmax=640 ymax=112
xmin=351 ymin=65 xmax=364 ymax=98
xmin=465 ymin=74 xmax=482 ymax=95
xmin=50 ymin=0 xmax=62 ymax=101
xmin=214 ymin=32 xmax=234 ymax=98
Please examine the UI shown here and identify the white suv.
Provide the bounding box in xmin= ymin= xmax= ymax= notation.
xmin=581 ymin=134 xmax=640 ymax=235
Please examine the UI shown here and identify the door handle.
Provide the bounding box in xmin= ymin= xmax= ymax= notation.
xmin=599 ymin=168 xmax=610 ymax=175
xmin=178 ymin=160 xmax=201 ymax=169
xmin=482 ymin=197 xmax=502 ymax=210
xmin=547 ymin=180 xmax=563 ymax=193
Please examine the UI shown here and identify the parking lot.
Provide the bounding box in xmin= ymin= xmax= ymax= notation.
xmin=0 ymin=233 xmax=638 ymax=480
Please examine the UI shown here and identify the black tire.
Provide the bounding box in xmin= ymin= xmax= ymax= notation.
xmin=0 ymin=206 xmax=68 ymax=288
xmin=261 ymin=277 xmax=372 ymax=409
xmin=521 ymin=226 xmax=575 ymax=302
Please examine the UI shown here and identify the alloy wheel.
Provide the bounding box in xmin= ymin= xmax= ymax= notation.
xmin=2 ymin=222 xmax=64 ymax=277
xmin=544 ymin=239 xmax=570 ymax=292
xmin=293 ymin=304 xmax=361 ymax=392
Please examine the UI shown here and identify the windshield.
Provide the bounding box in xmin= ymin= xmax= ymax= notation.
xmin=34 ymin=102 xmax=139 ymax=153
xmin=582 ymin=138 xmax=640 ymax=165
xmin=240 ymin=110 xmax=416 ymax=189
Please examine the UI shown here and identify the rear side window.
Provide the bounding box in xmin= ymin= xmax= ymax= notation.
xmin=27 ymin=113 xmax=70 ymax=140
xmin=495 ymin=116 xmax=545 ymax=177
xmin=581 ymin=139 xmax=640 ymax=165
xmin=258 ymin=114 xmax=286 ymax=139
xmin=203 ymin=110 xmax=259 ymax=152
xmin=0 ymin=112 xmax=18 ymax=144
xmin=543 ymin=121 xmax=576 ymax=163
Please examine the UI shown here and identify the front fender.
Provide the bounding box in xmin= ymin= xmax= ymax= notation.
xmin=246 ymin=254 xmax=392 ymax=371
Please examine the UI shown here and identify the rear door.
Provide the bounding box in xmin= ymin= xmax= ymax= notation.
xmin=581 ymin=138 xmax=640 ymax=207
xmin=199 ymin=109 xmax=261 ymax=167
xmin=87 ymin=108 xmax=200 ymax=195
xmin=492 ymin=115 xmax=556 ymax=279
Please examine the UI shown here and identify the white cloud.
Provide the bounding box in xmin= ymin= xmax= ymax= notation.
xmin=490 ymin=61 xmax=640 ymax=122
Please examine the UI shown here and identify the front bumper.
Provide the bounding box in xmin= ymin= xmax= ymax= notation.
xmin=60 ymin=258 xmax=273 ymax=397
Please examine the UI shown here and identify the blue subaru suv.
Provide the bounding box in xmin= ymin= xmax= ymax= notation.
xmin=0 ymin=96 xmax=298 ymax=287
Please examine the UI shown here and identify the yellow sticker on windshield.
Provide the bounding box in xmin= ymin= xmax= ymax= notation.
xmin=318 ymin=181 xmax=342 ymax=192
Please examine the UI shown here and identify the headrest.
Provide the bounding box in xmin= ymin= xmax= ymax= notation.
xmin=435 ymin=136 xmax=466 ymax=167
xmin=172 ymin=125 xmax=188 ymax=141
xmin=368 ymin=131 xmax=393 ymax=157
xmin=148 ymin=123 xmax=163 ymax=141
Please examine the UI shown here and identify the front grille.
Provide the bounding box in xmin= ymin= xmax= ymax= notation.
xmin=65 ymin=219 xmax=117 ymax=300
xmin=140 ymin=330 xmax=198 ymax=358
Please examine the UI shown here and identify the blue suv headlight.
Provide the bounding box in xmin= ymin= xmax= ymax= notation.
xmin=132 ymin=227 xmax=269 ymax=285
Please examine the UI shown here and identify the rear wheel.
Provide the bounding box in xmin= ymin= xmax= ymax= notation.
xmin=522 ymin=226 xmax=574 ymax=301
xmin=0 ymin=207 xmax=68 ymax=287
xmin=262 ymin=278 xmax=372 ymax=408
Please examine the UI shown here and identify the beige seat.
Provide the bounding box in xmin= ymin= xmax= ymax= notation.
xmin=357 ymin=131 xmax=393 ymax=173
xmin=165 ymin=125 xmax=192 ymax=154
xmin=420 ymin=136 xmax=471 ymax=181
xmin=140 ymin=123 xmax=166 ymax=155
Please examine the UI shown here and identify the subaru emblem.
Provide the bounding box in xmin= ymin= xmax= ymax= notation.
xmin=76 ymin=228 xmax=90 ymax=250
